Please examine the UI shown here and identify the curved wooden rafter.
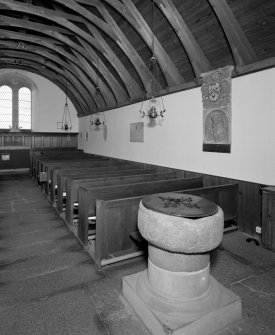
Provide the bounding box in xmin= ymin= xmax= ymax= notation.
xmin=0 ymin=0 xmax=140 ymax=101
xmin=0 ymin=15 xmax=119 ymax=105
xmin=84 ymin=23 xmax=143 ymax=99
xmin=154 ymin=0 xmax=211 ymax=77
xmin=0 ymin=42 xmax=96 ymax=109
xmin=73 ymin=38 xmax=129 ymax=105
xmin=208 ymin=0 xmax=257 ymax=67
xmin=105 ymin=0 xmax=185 ymax=86
xmin=0 ymin=0 xmax=272 ymax=119
xmin=0 ymin=33 xmax=95 ymax=112
xmin=0 ymin=47 xmax=92 ymax=110
xmin=0 ymin=61 xmax=87 ymax=116
xmin=96 ymin=3 xmax=161 ymax=93
xmin=53 ymin=0 xmax=161 ymax=93
xmin=0 ymin=46 xmax=96 ymax=111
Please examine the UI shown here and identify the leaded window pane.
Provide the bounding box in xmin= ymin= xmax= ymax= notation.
xmin=19 ymin=87 xmax=31 ymax=129
xmin=0 ymin=85 xmax=12 ymax=129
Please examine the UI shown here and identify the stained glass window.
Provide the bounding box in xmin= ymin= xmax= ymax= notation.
xmin=0 ymin=85 xmax=12 ymax=129
xmin=19 ymin=87 xmax=31 ymax=129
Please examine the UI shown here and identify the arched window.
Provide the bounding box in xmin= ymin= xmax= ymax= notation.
xmin=19 ymin=87 xmax=31 ymax=130
xmin=0 ymin=83 xmax=32 ymax=130
xmin=0 ymin=85 xmax=12 ymax=129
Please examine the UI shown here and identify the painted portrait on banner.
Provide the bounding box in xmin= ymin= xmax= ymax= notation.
xmin=201 ymin=65 xmax=233 ymax=153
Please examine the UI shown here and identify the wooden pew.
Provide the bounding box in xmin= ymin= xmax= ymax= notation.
xmin=57 ymin=167 xmax=155 ymax=213
xmin=38 ymin=157 xmax=112 ymax=195
xmin=93 ymin=182 xmax=238 ymax=268
xmin=33 ymin=152 xmax=94 ymax=181
xmin=64 ymin=170 xmax=184 ymax=229
xmin=30 ymin=149 xmax=84 ymax=178
xmin=77 ymin=176 xmax=203 ymax=252
xmin=38 ymin=155 xmax=107 ymax=181
xmin=47 ymin=160 xmax=130 ymax=201
xmin=179 ymin=183 xmax=239 ymax=232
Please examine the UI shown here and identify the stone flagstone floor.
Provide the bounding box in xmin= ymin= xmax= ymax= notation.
xmin=0 ymin=173 xmax=274 ymax=335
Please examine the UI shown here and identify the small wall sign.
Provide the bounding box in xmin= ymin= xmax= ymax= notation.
xmin=130 ymin=122 xmax=144 ymax=142
xmin=1 ymin=153 xmax=10 ymax=161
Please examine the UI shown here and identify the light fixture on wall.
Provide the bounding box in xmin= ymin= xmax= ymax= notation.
xmin=139 ymin=0 xmax=166 ymax=119
xmin=90 ymin=55 xmax=106 ymax=128
xmin=90 ymin=86 xmax=106 ymax=128
xmin=57 ymin=80 xmax=72 ymax=131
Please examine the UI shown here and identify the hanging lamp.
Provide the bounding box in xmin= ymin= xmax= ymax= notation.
xmin=90 ymin=54 xmax=106 ymax=128
xmin=139 ymin=0 xmax=166 ymax=119
xmin=57 ymin=81 xmax=72 ymax=131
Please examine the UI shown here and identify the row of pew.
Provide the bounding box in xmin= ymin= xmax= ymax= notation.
xmin=31 ymin=149 xmax=239 ymax=269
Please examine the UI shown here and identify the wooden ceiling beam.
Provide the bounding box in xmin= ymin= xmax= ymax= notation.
xmin=0 ymin=0 xmax=106 ymax=53
xmin=0 ymin=15 xmax=81 ymax=44
xmin=54 ymin=0 xmax=159 ymax=93
xmin=75 ymin=38 xmax=129 ymax=105
xmin=0 ymin=46 xmax=99 ymax=111
xmin=50 ymin=2 xmax=123 ymax=107
xmin=52 ymin=1 xmax=143 ymax=99
xmin=0 ymin=61 xmax=87 ymax=115
xmin=0 ymin=0 xmax=84 ymax=23
xmin=109 ymin=0 xmax=185 ymax=86
xmin=0 ymin=0 xmax=141 ymax=101
xmin=2 ymin=53 xmax=95 ymax=112
xmin=53 ymin=0 xmax=117 ymax=40
xmin=75 ymin=0 xmax=99 ymax=5
xmin=85 ymin=22 xmax=143 ymax=99
xmin=208 ymin=0 xmax=257 ymax=66
xmin=0 ymin=18 xmax=120 ymax=107
xmin=0 ymin=39 xmax=92 ymax=112
xmin=96 ymin=3 xmax=161 ymax=93
xmin=0 ymin=30 xmax=94 ymax=103
xmin=154 ymin=0 xmax=211 ymax=77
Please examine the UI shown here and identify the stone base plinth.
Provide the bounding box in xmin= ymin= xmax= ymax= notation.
xmin=123 ymin=271 xmax=241 ymax=335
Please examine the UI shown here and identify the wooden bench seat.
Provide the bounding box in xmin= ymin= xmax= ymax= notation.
xmin=57 ymin=167 xmax=157 ymax=213
xmin=36 ymin=157 xmax=104 ymax=185
xmin=33 ymin=152 xmax=96 ymax=181
xmin=63 ymin=170 xmax=185 ymax=227
xmin=76 ymin=176 xmax=203 ymax=265
xmin=30 ymin=149 xmax=84 ymax=178
xmin=93 ymin=182 xmax=238 ymax=268
xmin=48 ymin=161 xmax=135 ymax=202
xmin=179 ymin=183 xmax=239 ymax=232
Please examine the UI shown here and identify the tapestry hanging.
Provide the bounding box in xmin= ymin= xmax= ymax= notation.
xmin=201 ymin=65 xmax=233 ymax=153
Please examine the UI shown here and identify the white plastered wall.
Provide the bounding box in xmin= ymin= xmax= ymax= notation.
xmin=0 ymin=69 xmax=79 ymax=132
xmin=79 ymin=68 xmax=275 ymax=185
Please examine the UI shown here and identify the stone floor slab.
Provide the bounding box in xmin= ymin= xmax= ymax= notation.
xmin=0 ymin=288 xmax=108 ymax=335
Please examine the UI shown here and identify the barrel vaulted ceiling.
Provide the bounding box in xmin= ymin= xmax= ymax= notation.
xmin=0 ymin=0 xmax=274 ymax=116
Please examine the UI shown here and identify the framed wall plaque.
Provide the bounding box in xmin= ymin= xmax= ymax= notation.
xmin=201 ymin=65 xmax=233 ymax=153
xmin=130 ymin=122 xmax=144 ymax=142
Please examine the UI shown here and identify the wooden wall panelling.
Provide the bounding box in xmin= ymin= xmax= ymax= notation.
xmin=34 ymin=136 xmax=42 ymax=148
xmin=52 ymin=135 xmax=61 ymax=148
xmin=261 ymin=187 xmax=275 ymax=251
xmin=237 ymin=181 xmax=262 ymax=235
xmin=43 ymin=136 xmax=51 ymax=148
xmin=23 ymin=135 xmax=32 ymax=147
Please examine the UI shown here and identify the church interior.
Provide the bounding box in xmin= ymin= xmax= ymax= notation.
xmin=0 ymin=0 xmax=275 ymax=334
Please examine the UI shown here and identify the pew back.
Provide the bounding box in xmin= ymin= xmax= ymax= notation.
xmin=94 ymin=182 xmax=238 ymax=267
xmin=60 ymin=168 xmax=156 ymax=215
xmin=56 ymin=165 xmax=146 ymax=211
xmin=64 ymin=170 xmax=184 ymax=225
xmin=48 ymin=162 xmax=134 ymax=201
xmin=78 ymin=176 xmax=203 ymax=245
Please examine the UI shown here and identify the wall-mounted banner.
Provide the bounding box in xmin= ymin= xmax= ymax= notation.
xmin=201 ymin=65 xmax=234 ymax=153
